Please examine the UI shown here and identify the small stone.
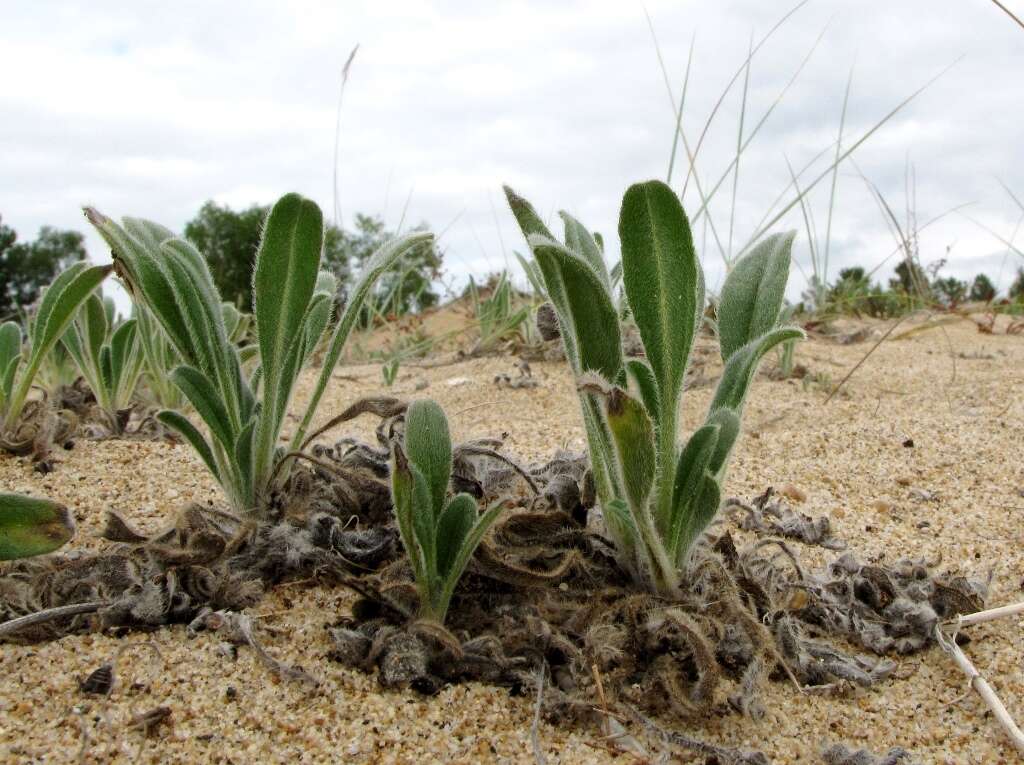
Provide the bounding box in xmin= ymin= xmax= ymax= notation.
xmin=871 ymin=500 xmax=893 ymax=513
xmin=896 ymin=476 xmax=912 ymax=487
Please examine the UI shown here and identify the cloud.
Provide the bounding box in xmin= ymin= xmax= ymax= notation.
xmin=1 ymin=0 xmax=1022 ymax=309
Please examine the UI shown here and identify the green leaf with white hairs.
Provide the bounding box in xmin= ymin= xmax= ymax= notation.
xmin=560 ymin=211 xmax=611 ymax=289
xmin=710 ymin=327 xmax=804 ymax=414
xmin=435 ymin=493 xmax=476 ymax=579
xmin=604 ymin=388 xmax=656 ymax=514
xmin=717 ymin=231 xmax=795 ymax=361
xmin=170 ymin=366 xmax=235 ymax=452
xmin=625 ymin=359 xmax=661 ymax=427
xmin=528 ymin=235 xmax=622 ymax=381
xmin=704 ymin=408 xmax=740 ymax=477
xmin=667 ymin=423 xmax=719 ymax=559
xmin=619 ymin=180 xmax=699 ymax=412
xmin=0 ymin=322 xmax=20 ymax=405
xmin=291 ymin=230 xmax=433 ymax=452
xmin=404 ymin=400 xmax=452 ymax=519
xmin=3 ymin=262 xmax=110 ymax=430
xmin=0 ymin=493 xmax=75 ymax=561
xmin=157 ymin=410 xmax=220 ymax=481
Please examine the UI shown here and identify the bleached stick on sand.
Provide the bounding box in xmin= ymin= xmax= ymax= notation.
xmin=935 ymin=602 xmax=1024 ymax=755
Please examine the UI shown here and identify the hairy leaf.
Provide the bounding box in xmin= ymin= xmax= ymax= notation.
xmin=710 ymin=327 xmax=804 ymax=414
xmin=435 ymin=493 xmax=476 ymax=579
xmin=717 ymin=231 xmax=795 ymax=361
xmin=528 ymin=235 xmax=622 ymax=381
xmin=0 ymin=493 xmax=75 ymax=560
xmin=619 ymin=180 xmax=698 ymax=412
xmin=560 ymin=211 xmax=611 ymax=289
xmin=404 ymin=400 xmax=452 ymax=519
xmin=604 ymin=387 xmax=656 ymax=514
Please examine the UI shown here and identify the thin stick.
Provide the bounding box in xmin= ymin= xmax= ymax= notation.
xmin=0 ymin=601 xmax=105 ymax=639
xmin=331 ymin=45 xmax=359 ymax=228
xmin=823 ymin=313 xmax=914 ymax=404
xmin=991 ymin=0 xmax=1024 ymax=31
xmin=942 ymin=601 xmax=1024 ymax=630
xmin=530 ymin=662 xmax=547 ymax=765
xmin=934 ymin=625 xmax=1024 ymax=755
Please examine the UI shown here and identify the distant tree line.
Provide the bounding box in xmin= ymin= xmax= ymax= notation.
xmin=184 ymin=202 xmax=442 ymax=319
xmin=0 ymin=202 xmax=442 ymax=323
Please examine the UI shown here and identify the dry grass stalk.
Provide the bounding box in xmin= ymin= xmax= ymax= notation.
xmin=936 ymin=602 xmax=1024 ymax=755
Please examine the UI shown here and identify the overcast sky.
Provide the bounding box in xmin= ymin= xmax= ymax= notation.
xmin=2 ymin=0 xmax=1023 ymax=305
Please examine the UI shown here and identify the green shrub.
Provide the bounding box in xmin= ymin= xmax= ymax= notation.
xmin=969 ymin=274 xmax=997 ymax=303
xmin=390 ymin=400 xmax=503 ymax=623
xmin=505 ymin=180 xmax=801 ymax=597
xmin=87 ymin=194 xmax=430 ymax=515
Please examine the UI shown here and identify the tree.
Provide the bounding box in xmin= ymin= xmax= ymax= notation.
xmin=183 ymin=202 xmax=440 ymax=316
xmin=1010 ymin=268 xmax=1024 ymax=301
xmin=969 ymin=273 xmax=997 ymax=303
xmin=0 ymin=216 xmax=87 ymax=320
xmin=932 ymin=276 xmax=967 ymax=308
xmin=889 ymin=259 xmax=931 ymax=298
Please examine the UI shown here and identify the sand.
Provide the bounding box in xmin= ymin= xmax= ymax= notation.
xmin=1 ymin=314 xmax=1023 ymax=764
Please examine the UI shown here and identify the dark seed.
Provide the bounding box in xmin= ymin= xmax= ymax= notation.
xmin=79 ymin=663 xmax=114 ymax=695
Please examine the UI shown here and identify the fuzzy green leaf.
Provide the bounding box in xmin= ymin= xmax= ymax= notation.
xmin=625 ymin=359 xmax=661 ymax=427
xmin=291 ymin=231 xmax=433 ymax=451
xmin=170 ymin=366 xmax=235 ymax=452
xmin=4 ymin=263 xmax=110 ymax=428
xmin=435 ymin=493 xmax=476 ymax=579
xmin=390 ymin=443 xmax=429 ymax=587
xmin=560 ymin=211 xmax=611 ymax=289
xmin=528 ymin=235 xmax=622 ymax=381
xmin=432 ymin=498 xmax=503 ymax=623
xmin=619 ymin=180 xmax=699 ymax=412
xmin=710 ymin=327 xmax=804 ymax=414
xmin=666 ymin=423 xmax=719 ymax=558
xmin=704 ymin=408 xmax=740 ymax=477
xmin=0 ymin=493 xmax=75 ymax=560
xmin=158 ymin=410 xmax=220 ymax=481
xmin=604 ymin=388 xmax=656 ymax=514
xmin=404 ymin=400 xmax=452 ymax=520
xmin=717 ymin=231 xmax=795 ymax=361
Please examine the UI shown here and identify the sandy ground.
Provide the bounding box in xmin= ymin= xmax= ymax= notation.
xmin=1 ymin=315 xmax=1023 ymax=764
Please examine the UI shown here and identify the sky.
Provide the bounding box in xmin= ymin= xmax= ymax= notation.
xmin=2 ymin=0 xmax=1023 ymax=308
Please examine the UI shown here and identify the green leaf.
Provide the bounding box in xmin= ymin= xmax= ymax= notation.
xmin=5 ymin=262 xmax=111 ymax=428
xmin=514 ymin=252 xmax=547 ymax=298
xmin=431 ymin=498 xmax=504 ymax=623
xmin=560 ymin=211 xmax=611 ymax=289
xmin=109 ymin=319 xmax=139 ymax=384
xmin=0 ymin=323 xmax=21 ymax=403
xmin=504 ymin=186 xmax=579 ymax=366
xmin=619 ymin=180 xmax=699 ymax=413
xmin=233 ymin=419 xmax=257 ymax=509
xmin=528 ymin=235 xmax=622 ymax=381
xmin=704 ymin=408 xmax=740 ymax=477
xmin=404 ymin=400 xmax=452 ymax=519
xmin=254 ymin=193 xmax=323 ymax=403
xmin=717 ymin=231 xmax=795 ymax=361
xmin=158 ymin=410 xmax=220 ymax=481
xmin=0 ymin=323 xmax=20 ymax=374
xmin=390 ymin=443 xmax=429 ymax=587
xmin=666 ymin=423 xmax=719 ymax=557
xmin=710 ymin=327 xmax=804 ymax=414
xmin=170 ymin=366 xmax=235 ymax=452
xmin=435 ymin=493 xmax=476 ymax=578
xmin=625 ymin=359 xmax=661 ymax=427
xmin=409 ymin=464 xmax=436 ymax=580
xmin=0 ymin=493 xmax=75 ymax=560
xmin=292 ymin=230 xmax=433 ymax=451
xmin=604 ymin=387 xmax=656 ymax=514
